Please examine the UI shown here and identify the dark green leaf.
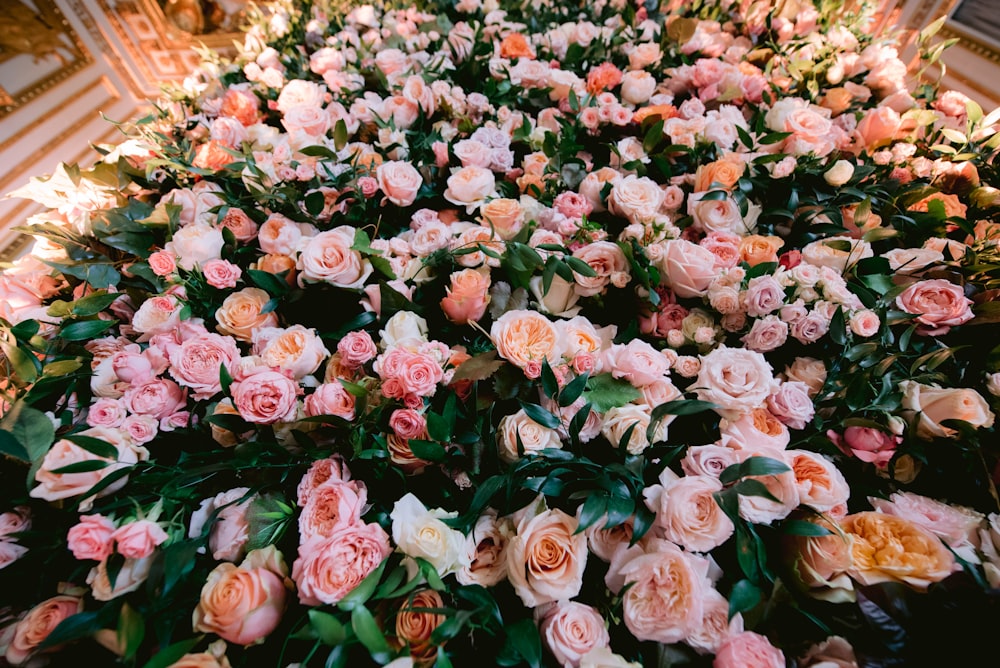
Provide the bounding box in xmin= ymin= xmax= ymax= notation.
xmin=781 ymin=520 xmax=834 ymax=537
xmin=50 ymin=460 xmax=111 ymax=474
xmin=117 ymin=603 xmax=145 ymax=660
xmin=66 ymin=434 xmax=118 ymax=459
xmin=351 ymin=605 xmax=392 ymax=664
xmin=70 ymin=292 xmax=120 ymax=316
xmin=728 ymin=579 xmax=762 ymax=619
xmin=576 ymin=493 xmax=609 ymax=533
xmin=505 ymin=619 xmax=542 ymax=668
xmin=409 ymin=439 xmax=448 ymax=462
xmin=558 ymin=372 xmax=588 ymax=408
xmin=140 ymin=638 xmax=203 ymax=668
xmin=540 ymin=360 xmax=558 ymax=399
xmin=518 ymin=402 xmax=561 ymax=430
xmin=720 ymin=456 xmax=791 ymax=484
xmin=59 ymin=319 xmax=116 ymax=341
xmin=310 ymin=609 xmax=347 ymax=646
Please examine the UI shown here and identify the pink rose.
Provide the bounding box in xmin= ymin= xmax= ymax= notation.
xmin=444 ymin=166 xmax=496 ymax=210
xmin=719 ymin=409 xmax=790 ymax=452
xmin=189 ymin=488 xmax=254 ymax=562
xmin=124 ymin=378 xmax=187 ymax=420
xmin=895 ymin=279 xmax=973 ymax=336
xmin=231 ymin=367 xmax=300 ymax=424
xmin=695 ymin=346 xmax=777 ymax=418
xmin=219 ymin=208 xmax=259 ymax=242
xmin=766 ymin=381 xmax=815 ymax=430
xmin=657 ymin=475 xmax=734 ymax=553
xmin=202 ymin=259 xmax=243 ymax=289
xmin=507 ymin=508 xmax=588 ymax=608
xmin=292 ymin=522 xmax=391 ymax=606
xmin=828 ymin=426 xmax=899 ymax=468
xmin=4 ymin=596 xmax=84 ymax=665
xmin=681 ymin=444 xmax=741 ymax=478
xmin=389 ymin=409 xmax=427 ymax=440
xmin=67 ymin=514 xmax=116 ymax=561
xmin=131 ymin=295 xmax=183 ymax=341
xmin=168 ymin=331 xmax=241 ymax=400
xmin=258 ymin=215 xmax=303 ymax=256
xmin=538 ymin=601 xmax=610 ymax=668
xmin=298 ymin=480 xmax=368 ymax=541
xmin=657 ymin=240 xmax=718 ymax=298
xmin=336 ymin=331 xmax=378 ymax=368
xmin=741 ymin=316 xmax=789 ymax=353
xmin=112 ymin=519 xmax=168 ymax=559
xmin=304 ymin=383 xmax=356 ymax=421
xmin=572 ymin=242 xmax=630 ymax=297
xmin=297 ymin=227 xmax=373 ymax=289
xmin=869 ymin=491 xmax=983 ymax=551
xmin=193 ymin=560 xmax=287 ymax=645
xmin=856 ymin=106 xmax=901 ymax=149
xmin=148 ymin=250 xmax=177 ymax=277
xmin=713 ymin=631 xmax=785 ymax=668
xmin=441 ymin=268 xmax=491 ymax=324
xmin=87 ymin=397 xmax=127 ymax=428
xmin=123 ymin=414 xmax=159 ymax=444
xmin=786 ymin=450 xmax=850 ymax=513
xmin=376 ymin=160 xmax=422 ymax=207
xmin=296 ymin=457 xmax=352 ymax=506
xmin=605 ymin=340 xmax=669 ymax=387
xmin=253 ymin=325 xmax=330 ymax=380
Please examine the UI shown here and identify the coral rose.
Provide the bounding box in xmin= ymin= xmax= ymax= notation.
xmin=4 ymin=595 xmax=84 ymax=665
xmin=491 ymin=310 xmax=560 ymax=369
xmin=895 ymin=278 xmax=973 ymax=336
xmin=395 ymin=589 xmax=445 ymax=665
xmin=215 ymin=288 xmax=279 ymax=342
xmin=193 ymin=559 xmax=287 ymax=645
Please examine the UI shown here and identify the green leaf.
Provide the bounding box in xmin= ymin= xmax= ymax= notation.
xmin=720 ymin=456 xmax=791 ymax=484
xmin=781 ymin=520 xmax=834 ymax=537
xmin=0 ymin=431 xmax=30 ymax=461
xmin=66 ymin=434 xmax=118 ymax=459
xmin=38 ymin=610 xmax=107 ymax=649
xmin=247 ymin=268 xmax=291 ymax=296
xmin=70 ymin=291 xmax=120 ymax=316
xmin=334 ymin=119 xmax=349 ymax=151
xmin=540 ymin=360 xmax=558 ymax=399
xmin=732 ymin=479 xmax=782 ymax=504
xmin=505 ymin=619 xmax=542 ymax=668
xmin=576 ymin=493 xmax=608 ymax=533
xmin=140 ymin=638 xmax=203 ymax=668
xmin=409 ymin=439 xmax=448 ymax=462
xmin=426 ymin=411 xmax=451 ymax=443
xmin=1 ymin=402 xmax=55 ymax=462
xmin=117 ymin=603 xmax=145 ymax=660
xmin=43 ymin=359 xmax=83 ymax=376
xmin=583 ymin=373 xmax=642 ymax=413
xmin=246 ymin=493 xmax=294 ymax=551
xmin=351 ymin=605 xmax=393 ymax=664
xmin=338 ymin=557 xmax=389 ymax=612
xmin=518 ymin=402 xmax=561 ymax=430
xmin=219 ymin=363 xmax=233 ymax=396
xmin=59 ymin=319 xmax=116 ymax=341
xmin=310 ymin=609 xmax=347 ymax=646
xmin=0 ymin=339 xmax=39 ymax=383
xmin=50 ymin=460 xmax=111 ymax=474
xmin=728 ymin=579 xmax=762 ymax=619
xmin=558 ymin=372 xmax=589 ymax=407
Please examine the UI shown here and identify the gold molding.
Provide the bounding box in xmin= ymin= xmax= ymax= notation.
xmin=939 ymin=23 xmax=1000 ymax=66
xmin=0 ymin=0 xmax=94 ymax=118
xmin=61 ymin=0 xmax=146 ymax=101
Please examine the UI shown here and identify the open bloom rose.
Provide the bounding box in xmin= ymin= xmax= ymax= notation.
xmin=253 ymin=325 xmax=330 ymax=380
xmin=491 ymin=310 xmax=560 ymax=369
xmin=783 ymin=517 xmax=855 ymax=602
xmin=869 ymin=491 xmax=983 ymax=555
xmin=538 ymin=601 xmax=610 ymax=668
xmin=4 ymin=595 xmax=84 ymax=665
xmin=895 ymin=278 xmax=973 ymax=335
xmin=842 ymin=511 xmax=957 ymax=590
xmin=457 ymin=512 xmax=512 ymax=587
xmin=507 ymin=507 xmax=587 ymax=608
xmin=231 ymin=367 xmax=300 ymax=424
xmin=498 ymin=409 xmax=563 ymax=462
xmin=297 ymin=227 xmax=373 ymax=289
xmin=292 ymin=522 xmax=391 ymax=606
xmin=299 ymin=480 xmax=367 ymax=541
xmin=377 ymin=160 xmax=422 ymax=207
xmin=714 ymin=631 xmax=785 ymax=668
xmin=169 ymin=331 xmax=241 ymax=400
xmin=695 ymin=346 xmax=777 ymax=418
xmin=444 ymin=166 xmax=496 ymax=211
xmin=657 ymin=239 xmax=718 ymax=298
xmin=67 ymin=514 xmax=117 ymax=561
xmin=193 ymin=559 xmax=287 ymax=646
xmin=395 ymin=588 xmax=445 ymax=665
xmin=900 ymin=380 xmax=995 ymax=439
xmin=215 ymin=288 xmax=279 ymax=342
xmin=391 ymin=493 xmax=468 ymax=576
xmin=656 ymin=475 xmax=734 ymax=553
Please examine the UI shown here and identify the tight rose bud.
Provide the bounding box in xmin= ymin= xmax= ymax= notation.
xmin=824 ymin=160 xmax=855 ymax=187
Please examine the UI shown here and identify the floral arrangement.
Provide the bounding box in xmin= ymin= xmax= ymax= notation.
xmin=3 ymin=0 xmax=1000 ymax=665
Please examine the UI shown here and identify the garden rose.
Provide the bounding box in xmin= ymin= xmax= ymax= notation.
xmin=4 ymin=595 xmax=83 ymax=665
xmin=899 ymin=380 xmax=995 ymax=439
xmin=656 ymin=474 xmax=734 ymax=553
xmin=538 ymin=601 xmax=610 ymax=668
xmin=842 ymin=511 xmax=957 ymax=589
xmin=895 ymin=278 xmax=974 ymax=335
xmin=456 ymin=512 xmax=512 ymax=587
xmin=491 ymin=310 xmax=559 ymax=369
xmin=507 ymin=507 xmax=587 ymax=608
xmin=298 ymin=480 xmax=367 ymax=541
xmin=695 ymin=346 xmax=777 ymax=417
xmin=231 ymin=367 xmax=300 ymax=424
xmin=254 ymin=325 xmax=330 ymax=380
xmin=215 ymin=288 xmax=279 ymax=342
xmin=444 ymin=166 xmax=496 ymax=211
xmin=193 ymin=558 xmax=287 ymax=645
xmin=292 ymin=522 xmax=391 ymax=605
xmin=189 ymin=488 xmax=253 ymax=562
xmin=168 ymin=331 xmax=241 ymax=400
xmin=297 ymin=227 xmax=373 ymax=289
xmin=713 ymin=631 xmax=785 ymax=668
xmin=498 ymin=409 xmax=563 ymax=462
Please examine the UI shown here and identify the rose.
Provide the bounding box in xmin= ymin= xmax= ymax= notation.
xmin=390 ymin=493 xmax=468 ymax=576
xmin=799 ymin=636 xmax=860 ymax=668
xmin=766 ymin=381 xmax=815 ymax=430
xmin=895 ymin=279 xmax=973 ymax=335
xmin=292 ymin=522 xmax=391 ymax=605
xmin=4 ymin=596 xmax=83 ymax=665
xmin=601 ymin=404 xmax=666 ymax=455
xmin=856 ymin=106 xmax=901 ymax=149
xmin=456 ymin=512 xmax=512 ymax=587
xmin=166 ymin=640 xmax=232 ymax=668
xmin=202 ymin=259 xmax=242 ymax=289
xmin=617 ymin=541 xmax=708 ymax=643
xmin=783 ymin=357 xmax=827 ymax=397
xmin=507 ymin=507 xmax=588 ymax=608
xmin=258 ymin=215 xmax=303 ymax=256
xmin=681 ymin=444 xmax=741 ymax=479
xmin=168 ymin=332 xmax=241 ymax=400
xmin=87 ymin=555 xmax=154 ymax=600
xmin=337 ymin=331 xmax=377 ymax=368
xmin=657 ymin=475 xmax=734 ymax=553
xmin=132 ymin=295 xmax=183 ymax=340
xmin=298 ymin=480 xmax=367 ymax=541
xmin=571 ymin=242 xmax=630 ymax=297
xmin=719 ymin=408 xmax=790 ymax=452
xmin=529 ymin=274 xmax=581 ymax=318
xmin=491 ymin=310 xmax=560 ymax=369
xmin=395 ymin=589 xmax=445 ymax=664
xmin=783 ymin=517 xmax=855 ymax=602
xmin=441 ymin=269 xmax=491 ymax=324
xmin=444 ymin=166 xmax=496 ymax=210
xmin=608 ymin=176 xmax=665 ymax=224
xmin=736 ymin=453 xmax=801 ymax=525
xmin=480 ymin=198 xmax=524 ymax=240
xmin=538 ymin=601 xmax=610 ymax=668
xmin=219 ymin=208 xmax=258 ymax=242
xmin=743 ymin=275 xmax=785 ymax=318
xmin=379 ymin=310 xmax=429 ymax=349
xmin=112 ymin=519 xmax=168 ymax=559
xmin=605 ymin=340 xmax=670 ymax=387
xmin=579 ymin=647 xmax=641 ymax=668
xmin=786 ymin=450 xmax=850 ymax=513
xmin=297 ymin=227 xmax=373 ymax=289
xmin=899 ymin=380 xmax=995 ymax=439
xmin=869 ymin=491 xmax=983 ymax=552
xmin=231 ymin=367 xmax=300 ymax=424
xmin=695 ymin=346 xmax=777 ymax=417
xmin=686 ymin=588 xmax=739 ymax=655
xmin=124 ymin=378 xmax=186 ymax=420
xmin=824 ymin=160 xmax=855 ymax=186
xmin=189 ymin=488 xmax=253 ymax=562
xmin=620 ymin=70 xmax=656 ymax=104
xmin=67 ymin=514 xmax=116 ymax=561
xmin=841 ymin=511 xmax=957 ymax=590
xmin=498 ymin=409 xmax=563 ymax=462
xmin=828 ymin=426 xmax=899 ymax=468
xmin=687 ymin=192 xmax=756 ymax=236
xmin=166 ymin=224 xmax=225 ymax=271
xmin=801 ymin=236 xmax=873 ymax=271
xmin=215 ymin=288 xmax=280 ymax=342
xmin=31 ymin=427 xmax=144 ymax=510
xmin=193 ymin=559 xmax=287 ymax=646
xmin=377 ymin=161 xmax=422 ymax=207
xmin=296 ymin=457 xmax=352 ymax=506
xmin=656 ymin=239 xmax=718 ymax=298
xmin=713 ymin=631 xmax=785 ymax=668
xmin=304 ymin=383 xmax=356 ymax=421
xmin=253 ymin=325 xmax=330 ymax=380
xmin=739 ymin=235 xmax=784 ymax=266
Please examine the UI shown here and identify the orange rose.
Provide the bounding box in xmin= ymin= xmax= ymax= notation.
xmin=193 ymin=141 xmax=235 ymax=171
xmin=908 ymin=192 xmax=968 ymax=220
xmin=738 ymin=235 xmax=784 ymax=266
xmin=819 ymin=87 xmax=853 ymax=116
xmin=441 ymin=268 xmax=491 ymax=325
xmin=632 ymin=104 xmax=678 ymax=124
xmin=480 ymin=198 xmax=525 ymax=240
xmin=193 ymin=560 xmax=287 ymax=646
xmin=215 ymin=288 xmax=279 ymax=342
xmin=395 ymin=589 xmax=445 ymax=665
xmin=842 ymin=511 xmax=957 ymax=590
xmin=694 ymin=158 xmax=746 ymax=192
xmin=499 ymin=33 xmax=535 ymax=59
xmin=255 ymin=253 xmax=297 ymax=286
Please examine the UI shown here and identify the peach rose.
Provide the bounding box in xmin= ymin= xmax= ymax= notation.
xmin=395 ymin=589 xmax=445 ymax=665
xmin=498 ymin=409 xmax=563 ymax=462
xmin=132 ymin=295 xmax=184 ymax=340
xmin=507 ymin=507 xmax=588 ymax=607
xmin=694 ymin=158 xmax=745 ymax=192
xmin=112 ymin=519 xmax=168 ymax=559
xmin=783 ymin=517 xmax=855 ymax=602
xmin=617 ymin=540 xmax=708 ymax=643
xmin=166 ymin=640 xmax=232 ymax=668
xmin=296 ymin=456 xmax=353 ymax=505
xmin=441 ymin=269 xmax=491 ymax=324
xmin=258 ymin=215 xmax=303 ymax=256
xmin=538 ymin=601 xmax=610 ymax=668
xmin=842 ymin=511 xmax=957 ymax=590
xmin=739 ymin=235 xmax=784 ymax=266
xmin=491 ymin=310 xmax=560 ymax=369
xmin=31 ymin=427 xmax=144 ymax=510
xmin=785 ymin=450 xmax=850 ymax=513
xmin=899 ymin=380 xmax=995 ymax=439
xmin=231 ymin=367 xmax=300 ymax=424
xmin=292 ymin=522 xmax=391 ymax=606
xmin=377 ymin=161 xmax=423 ymax=207
xmin=800 ymin=236 xmax=873 ymax=272
xmin=193 ymin=559 xmax=287 ymax=645
xmin=736 ymin=453 xmax=800 ymax=525
xmin=87 ymin=555 xmax=154 ymax=601
xmin=253 ymin=325 xmax=330 ymax=380
xmin=297 ymin=227 xmax=373 ymax=289
xmin=895 ymin=278 xmax=973 ymax=335
xmin=215 ymin=288 xmax=279 ymax=342
xmin=869 ymin=491 xmax=983 ymax=553
xmin=657 ymin=240 xmax=718 ymax=298
xmin=856 ymin=106 xmax=901 ymax=149
xmin=620 ymin=70 xmax=656 ymax=105
xmin=480 ymin=198 xmax=525 ymax=240
xmin=4 ymin=595 xmax=83 ymax=665
xmin=572 ymin=242 xmax=630 ymax=297
xmin=656 ymin=475 xmax=734 ymax=553
xmin=304 ymin=382 xmax=356 ymax=421
xmin=444 ymin=166 xmax=497 ymax=211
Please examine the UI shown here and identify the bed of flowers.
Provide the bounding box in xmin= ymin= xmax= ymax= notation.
xmin=3 ymin=0 xmax=1000 ymax=665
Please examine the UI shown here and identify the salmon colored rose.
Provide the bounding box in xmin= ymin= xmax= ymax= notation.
xmin=507 ymin=507 xmax=587 ymax=608
xmin=739 ymin=235 xmax=784 ymax=266
xmin=231 ymin=367 xmax=300 ymax=425
xmin=395 ymin=589 xmax=445 ymax=666
xmin=694 ymin=158 xmax=745 ymax=192
xmin=292 ymin=522 xmax=391 ymax=606
xmin=499 ymin=32 xmax=535 ymax=59
xmin=215 ymin=288 xmax=279 ymax=342
xmin=193 ymin=560 xmax=287 ymax=646
xmin=480 ymin=198 xmax=524 ymax=240
xmin=4 ymin=595 xmax=84 ymax=665
xmin=842 ymin=511 xmax=957 ymax=590
xmin=440 ymin=268 xmax=491 ymax=324
xmin=895 ymin=278 xmax=973 ymax=336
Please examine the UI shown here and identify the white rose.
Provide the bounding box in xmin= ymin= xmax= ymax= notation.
xmin=823 ymin=160 xmax=855 ymax=186
xmin=166 ymin=224 xmax=225 ymax=271
xmin=620 ymin=71 xmax=656 ymax=105
xmin=390 ymin=493 xmax=469 ymax=577
xmin=529 ymin=274 xmax=581 ymax=318
xmin=379 ymin=310 xmax=428 ymax=349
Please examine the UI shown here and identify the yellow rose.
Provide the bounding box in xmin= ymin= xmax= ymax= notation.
xmin=842 ymin=511 xmax=957 ymax=590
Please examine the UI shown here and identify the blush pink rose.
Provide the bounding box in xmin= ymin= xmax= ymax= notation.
xmin=148 ymin=250 xmax=177 ymax=277
xmin=657 ymin=475 xmax=735 ymax=553
xmin=296 ymin=457 xmax=352 ymax=506
xmin=605 ymin=340 xmax=670 ymax=387
xmin=67 ymin=514 xmax=116 ymax=561
xmin=657 ymin=240 xmax=718 ymax=298
xmin=124 ymin=378 xmax=187 ymax=420
xmin=336 ymin=331 xmax=378 ymax=368
xmin=4 ymin=596 xmax=84 ymax=665
xmin=112 ymin=519 xmax=168 ymax=559
xmin=766 ymin=381 xmax=815 ymax=430
xmin=231 ymin=367 xmax=300 ymax=424
xmin=377 ymin=160 xmax=423 ymax=207
xmin=304 ymin=382 xmax=356 ymax=421
xmin=695 ymin=346 xmax=777 ymax=418
xmin=193 ymin=561 xmax=287 ymax=646
xmin=189 ymin=488 xmax=254 ymax=562
xmin=538 ymin=601 xmax=611 ymax=668
xmin=292 ymin=522 xmax=391 ymax=606
xmin=895 ymin=278 xmax=973 ymax=335
xmin=298 ymin=480 xmax=368 ymax=541
xmin=297 ymin=227 xmax=373 ymax=289
xmin=86 ymin=397 xmax=127 ymax=428
xmin=713 ymin=631 xmax=785 ymax=668
xmin=202 ymin=259 xmax=243 ymax=289
xmin=785 ymin=450 xmax=850 ymax=514
xmin=507 ymin=508 xmax=588 ymax=608
xmin=168 ymin=332 xmax=241 ymax=400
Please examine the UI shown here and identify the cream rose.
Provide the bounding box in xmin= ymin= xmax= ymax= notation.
xmin=900 ymin=380 xmax=995 ymax=439
xmin=695 ymin=346 xmax=777 ymax=417
xmin=390 ymin=493 xmax=469 ymax=576
xmin=491 ymin=310 xmax=560 ymax=369
xmin=297 ymin=227 xmax=373 ymax=289
xmin=377 ymin=160 xmax=423 ymax=207
xmin=498 ymin=409 xmax=563 ymax=462
xmin=444 ymin=166 xmax=497 ymax=211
